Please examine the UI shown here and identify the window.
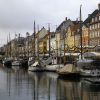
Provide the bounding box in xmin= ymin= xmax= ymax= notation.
xmin=95 ymin=17 xmax=98 ymax=22
xmin=92 ymin=18 xmax=94 ymax=22
xmin=99 ymin=16 xmax=100 ymax=20
xmin=95 ymin=24 xmax=98 ymax=29
xmin=95 ymin=32 xmax=98 ymax=37
xmin=90 ymin=26 xmax=91 ymax=30
xmin=97 ymin=31 xmax=99 ymax=37
xmin=98 ymin=31 xmax=100 ymax=37
xmin=93 ymin=25 xmax=95 ymax=29
xmin=99 ymin=23 xmax=100 ymax=28
xmin=98 ymin=40 xmax=100 ymax=46
xmin=98 ymin=23 xmax=99 ymax=28
xmin=89 ymin=33 xmax=92 ymax=38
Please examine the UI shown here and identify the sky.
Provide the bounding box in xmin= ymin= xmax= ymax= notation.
xmin=0 ymin=0 xmax=100 ymax=46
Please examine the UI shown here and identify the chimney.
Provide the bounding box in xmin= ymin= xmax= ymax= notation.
xmin=65 ymin=17 xmax=67 ymax=21
xmin=98 ymin=3 xmax=100 ymax=10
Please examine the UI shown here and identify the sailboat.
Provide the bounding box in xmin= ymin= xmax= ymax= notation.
xmin=12 ymin=34 xmax=22 ymax=67
xmin=28 ymin=21 xmax=44 ymax=71
xmin=3 ymin=33 xmax=13 ymax=67
xmin=77 ymin=5 xmax=100 ymax=77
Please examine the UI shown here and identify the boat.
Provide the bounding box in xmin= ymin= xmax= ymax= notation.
xmin=12 ymin=60 xmax=21 ymax=66
xmin=57 ymin=64 xmax=80 ymax=78
xmin=28 ymin=61 xmax=45 ymax=72
xmin=28 ymin=57 xmax=35 ymax=66
xmin=3 ymin=34 xmax=12 ymax=67
xmin=77 ymin=52 xmax=100 ymax=77
xmin=39 ymin=55 xmax=52 ymax=67
xmin=45 ymin=64 xmax=64 ymax=72
xmin=76 ymin=5 xmax=100 ymax=77
xmin=3 ymin=58 xmax=13 ymax=67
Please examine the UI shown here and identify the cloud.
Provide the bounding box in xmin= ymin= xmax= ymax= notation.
xmin=0 ymin=0 xmax=100 ymax=46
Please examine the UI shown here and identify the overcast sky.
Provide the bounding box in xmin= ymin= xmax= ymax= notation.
xmin=0 ymin=0 xmax=100 ymax=46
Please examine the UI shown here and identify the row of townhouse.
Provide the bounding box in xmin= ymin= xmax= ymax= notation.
xmin=56 ymin=4 xmax=100 ymax=54
xmin=1 ymin=4 xmax=100 ymax=58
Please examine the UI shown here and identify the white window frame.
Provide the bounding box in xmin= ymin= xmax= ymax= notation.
xmin=98 ymin=40 xmax=100 ymax=46
xmin=92 ymin=18 xmax=94 ymax=22
xmin=95 ymin=17 xmax=97 ymax=22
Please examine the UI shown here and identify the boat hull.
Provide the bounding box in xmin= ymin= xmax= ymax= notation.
xmin=3 ymin=60 xmax=12 ymax=67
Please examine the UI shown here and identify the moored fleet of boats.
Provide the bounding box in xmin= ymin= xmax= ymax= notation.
xmin=1 ymin=5 xmax=100 ymax=85
xmin=2 ymin=51 xmax=100 ymax=79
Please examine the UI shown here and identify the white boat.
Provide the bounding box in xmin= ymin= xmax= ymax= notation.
xmin=28 ymin=57 xmax=35 ymax=66
xmin=12 ymin=60 xmax=21 ymax=66
xmin=79 ymin=68 xmax=100 ymax=77
xmin=77 ymin=52 xmax=100 ymax=77
xmin=39 ymin=56 xmax=52 ymax=67
xmin=77 ymin=59 xmax=93 ymax=69
xmin=45 ymin=64 xmax=64 ymax=72
xmin=28 ymin=61 xmax=45 ymax=72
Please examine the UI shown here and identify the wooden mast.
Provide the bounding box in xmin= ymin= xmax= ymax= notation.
xmin=48 ymin=23 xmax=51 ymax=57
xmin=80 ymin=5 xmax=83 ymax=59
xmin=33 ymin=21 xmax=36 ymax=57
xmin=37 ymin=25 xmax=39 ymax=60
xmin=6 ymin=36 xmax=8 ymax=58
xmin=9 ymin=32 xmax=11 ymax=58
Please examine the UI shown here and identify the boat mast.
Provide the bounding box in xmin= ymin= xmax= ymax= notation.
xmin=33 ymin=21 xmax=36 ymax=57
xmin=80 ymin=5 xmax=83 ymax=59
xmin=6 ymin=36 xmax=8 ymax=58
xmin=37 ymin=25 xmax=39 ymax=60
xmin=9 ymin=32 xmax=11 ymax=58
xmin=48 ymin=23 xmax=51 ymax=57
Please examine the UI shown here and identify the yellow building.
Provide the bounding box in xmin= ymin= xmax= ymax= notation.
xmin=65 ymin=22 xmax=80 ymax=52
xmin=35 ymin=27 xmax=48 ymax=54
xmin=39 ymin=34 xmax=48 ymax=54
xmin=65 ymin=26 xmax=75 ymax=50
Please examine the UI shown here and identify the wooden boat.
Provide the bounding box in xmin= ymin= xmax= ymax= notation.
xmin=57 ymin=64 xmax=80 ymax=78
xmin=3 ymin=58 xmax=13 ymax=67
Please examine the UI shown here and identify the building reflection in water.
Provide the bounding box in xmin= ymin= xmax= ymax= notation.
xmin=0 ymin=68 xmax=100 ymax=100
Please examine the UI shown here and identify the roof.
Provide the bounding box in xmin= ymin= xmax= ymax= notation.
xmin=84 ymin=9 xmax=100 ymax=24
xmin=56 ymin=19 xmax=73 ymax=32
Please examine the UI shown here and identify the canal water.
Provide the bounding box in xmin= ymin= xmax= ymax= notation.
xmin=0 ymin=66 xmax=100 ymax=100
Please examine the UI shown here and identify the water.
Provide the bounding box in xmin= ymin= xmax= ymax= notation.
xmin=0 ymin=67 xmax=100 ymax=100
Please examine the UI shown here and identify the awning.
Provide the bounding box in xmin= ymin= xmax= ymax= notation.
xmin=61 ymin=53 xmax=80 ymax=56
xmin=83 ymin=52 xmax=100 ymax=57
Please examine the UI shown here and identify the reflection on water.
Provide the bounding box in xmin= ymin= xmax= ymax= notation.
xmin=0 ymin=67 xmax=100 ymax=100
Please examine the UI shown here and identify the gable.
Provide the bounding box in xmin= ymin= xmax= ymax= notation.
xmin=38 ymin=28 xmax=48 ymax=39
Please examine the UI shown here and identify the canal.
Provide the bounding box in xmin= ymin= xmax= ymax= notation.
xmin=0 ymin=66 xmax=100 ymax=100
